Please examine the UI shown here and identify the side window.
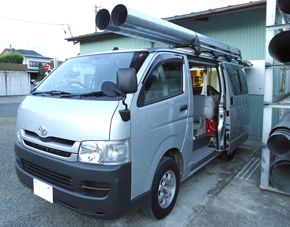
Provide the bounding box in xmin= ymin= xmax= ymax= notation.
xmin=225 ymin=64 xmax=248 ymax=95
xmin=143 ymin=60 xmax=183 ymax=104
xmin=238 ymin=68 xmax=248 ymax=94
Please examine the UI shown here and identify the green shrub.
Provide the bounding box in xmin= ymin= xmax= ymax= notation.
xmin=0 ymin=52 xmax=24 ymax=64
xmin=38 ymin=63 xmax=46 ymax=81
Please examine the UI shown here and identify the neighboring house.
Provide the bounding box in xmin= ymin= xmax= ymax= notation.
xmin=1 ymin=48 xmax=52 ymax=81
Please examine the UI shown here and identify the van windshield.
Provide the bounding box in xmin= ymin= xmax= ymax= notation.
xmin=34 ymin=52 xmax=148 ymax=96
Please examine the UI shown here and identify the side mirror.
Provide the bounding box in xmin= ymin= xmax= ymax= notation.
xmin=117 ymin=68 xmax=137 ymax=94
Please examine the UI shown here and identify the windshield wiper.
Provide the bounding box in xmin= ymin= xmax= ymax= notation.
xmin=32 ymin=90 xmax=107 ymax=98
xmin=32 ymin=90 xmax=72 ymax=96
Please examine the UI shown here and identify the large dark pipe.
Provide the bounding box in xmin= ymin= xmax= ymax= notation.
xmin=270 ymin=152 xmax=290 ymax=193
xmin=268 ymin=0 xmax=290 ymax=63
xmin=278 ymin=0 xmax=290 ymax=23
xmin=267 ymin=112 xmax=290 ymax=156
xmin=268 ymin=30 xmax=290 ymax=64
xmin=96 ymin=5 xmax=241 ymax=60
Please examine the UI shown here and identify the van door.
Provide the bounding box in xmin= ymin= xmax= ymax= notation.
xmin=130 ymin=53 xmax=189 ymax=199
xmin=222 ymin=62 xmax=249 ymax=153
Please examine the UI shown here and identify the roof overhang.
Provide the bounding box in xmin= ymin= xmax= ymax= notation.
xmin=24 ymin=55 xmax=52 ymax=59
xmin=66 ymin=0 xmax=266 ymax=43
xmin=66 ymin=32 xmax=119 ymax=43
xmin=165 ymin=0 xmax=266 ymax=22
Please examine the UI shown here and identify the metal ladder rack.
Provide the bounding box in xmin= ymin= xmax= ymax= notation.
xmin=260 ymin=0 xmax=290 ymax=193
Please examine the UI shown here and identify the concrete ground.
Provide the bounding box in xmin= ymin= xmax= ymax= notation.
xmin=1 ymin=95 xmax=290 ymax=226
xmin=193 ymin=139 xmax=290 ymax=227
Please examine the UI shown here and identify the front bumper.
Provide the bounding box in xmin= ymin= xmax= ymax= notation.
xmin=15 ymin=142 xmax=132 ymax=219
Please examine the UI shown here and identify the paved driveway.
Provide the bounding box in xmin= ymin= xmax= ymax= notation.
xmin=0 ymin=116 xmax=265 ymax=226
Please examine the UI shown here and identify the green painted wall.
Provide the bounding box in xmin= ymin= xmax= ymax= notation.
xmin=80 ymin=34 xmax=167 ymax=55
xmin=175 ymin=7 xmax=266 ymax=61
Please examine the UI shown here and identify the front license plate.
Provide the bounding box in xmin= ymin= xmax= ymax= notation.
xmin=33 ymin=178 xmax=53 ymax=203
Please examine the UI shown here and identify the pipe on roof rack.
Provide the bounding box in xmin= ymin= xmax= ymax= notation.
xmin=96 ymin=4 xmax=241 ymax=60
xmin=96 ymin=9 xmax=178 ymax=46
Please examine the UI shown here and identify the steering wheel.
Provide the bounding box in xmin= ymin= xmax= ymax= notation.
xmin=69 ymin=81 xmax=87 ymax=89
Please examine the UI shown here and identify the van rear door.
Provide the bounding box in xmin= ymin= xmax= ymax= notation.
xmin=222 ymin=62 xmax=249 ymax=153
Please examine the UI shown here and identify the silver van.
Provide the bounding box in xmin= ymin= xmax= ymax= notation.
xmin=15 ymin=5 xmax=249 ymax=220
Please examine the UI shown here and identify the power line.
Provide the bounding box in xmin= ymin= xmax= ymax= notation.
xmin=0 ymin=15 xmax=64 ymax=26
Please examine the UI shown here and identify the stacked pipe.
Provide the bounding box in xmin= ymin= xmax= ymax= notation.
xmin=268 ymin=113 xmax=290 ymax=193
xmin=268 ymin=0 xmax=290 ymax=63
xmin=267 ymin=0 xmax=290 ymax=193
xmin=95 ymin=4 xmax=241 ymax=60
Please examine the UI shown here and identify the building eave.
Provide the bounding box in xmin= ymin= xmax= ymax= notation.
xmin=165 ymin=0 xmax=266 ymax=22
xmin=65 ymin=31 xmax=119 ymax=42
xmin=24 ymin=55 xmax=52 ymax=59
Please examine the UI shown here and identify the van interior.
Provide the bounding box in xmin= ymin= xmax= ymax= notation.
xmin=189 ymin=63 xmax=221 ymax=160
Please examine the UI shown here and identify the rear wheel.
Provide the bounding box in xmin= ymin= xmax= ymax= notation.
xmin=219 ymin=150 xmax=235 ymax=161
xmin=142 ymin=157 xmax=180 ymax=220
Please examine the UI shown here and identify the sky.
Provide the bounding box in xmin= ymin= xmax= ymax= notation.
xmin=0 ymin=0 xmax=260 ymax=61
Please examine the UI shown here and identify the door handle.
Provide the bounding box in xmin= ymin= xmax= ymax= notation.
xmin=180 ymin=105 xmax=188 ymax=111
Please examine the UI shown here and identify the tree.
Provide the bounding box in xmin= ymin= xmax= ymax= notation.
xmin=0 ymin=52 xmax=24 ymax=64
xmin=38 ymin=63 xmax=46 ymax=81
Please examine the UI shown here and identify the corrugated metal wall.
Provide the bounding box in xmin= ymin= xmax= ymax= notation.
xmin=175 ymin=7 xmax=266 ymax=61
xmin=79 ymin=6 xmax=271 ymax=137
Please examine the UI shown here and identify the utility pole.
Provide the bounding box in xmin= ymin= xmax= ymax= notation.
xmin=67 ymin=24 xmax=76 ymax=45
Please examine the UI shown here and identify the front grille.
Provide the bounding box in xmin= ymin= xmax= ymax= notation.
xmin=24 ymin=130 xmax=75 ymax=145
xmin=23 ymin=140 xmax=71 ymax=157
xmin=22 ymin=159 xmax=73 ymax=190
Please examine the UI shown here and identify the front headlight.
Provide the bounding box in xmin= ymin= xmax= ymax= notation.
xmin=78 ymin=140 xmax=130 ymax=165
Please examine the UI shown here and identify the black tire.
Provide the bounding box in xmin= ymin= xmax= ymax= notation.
xmin=142 ymin=157 xmax=180 ymax=220
xmin=219 ymin=150 xmax=235 ymax=161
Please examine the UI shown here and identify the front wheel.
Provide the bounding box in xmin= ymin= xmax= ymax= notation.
xmin=142 ymin=157 xmax=180 ymax=220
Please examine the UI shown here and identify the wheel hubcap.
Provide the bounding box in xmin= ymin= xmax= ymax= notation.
xmin=158 ymin=170 xmax=176 ymax=208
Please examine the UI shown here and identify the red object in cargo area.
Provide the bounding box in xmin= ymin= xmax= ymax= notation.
xmin=206 ymin=118 xmax=216 ymax=134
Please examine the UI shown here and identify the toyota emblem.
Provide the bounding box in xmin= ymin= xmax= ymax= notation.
xmin=38 ymin=126 xmax=47 ymax=137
